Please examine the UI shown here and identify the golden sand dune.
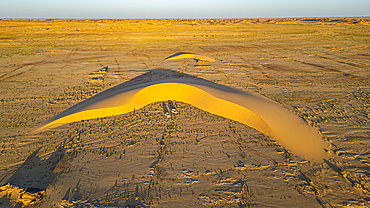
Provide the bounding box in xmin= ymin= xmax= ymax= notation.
xmin=36 ymin=70 xmax=327 ymax=161
xmin=165 ymin=52 xmax=216 ymax=62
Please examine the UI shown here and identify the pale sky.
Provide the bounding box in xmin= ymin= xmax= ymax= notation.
xmin=1 ymin=0 xmax=369 ymax=19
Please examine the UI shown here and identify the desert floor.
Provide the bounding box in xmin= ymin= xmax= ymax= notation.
xmin=0 ymin=18 xmax=369 ymax=207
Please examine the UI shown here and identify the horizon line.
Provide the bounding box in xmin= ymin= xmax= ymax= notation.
xmin=1 ymin=16 xmax=369 ymax=20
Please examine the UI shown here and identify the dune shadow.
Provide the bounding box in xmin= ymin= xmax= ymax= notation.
xmin=113 ymin=68 xmax=197 ymax=86
xmin=5 ymin=147 xmax=66 ymax=192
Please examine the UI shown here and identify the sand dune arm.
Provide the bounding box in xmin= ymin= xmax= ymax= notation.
xmin=36 ymin=83 xmax=268 ymax=135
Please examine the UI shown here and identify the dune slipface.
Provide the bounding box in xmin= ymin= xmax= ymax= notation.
xmin=36 ymin=72 xmax=327 ymax=161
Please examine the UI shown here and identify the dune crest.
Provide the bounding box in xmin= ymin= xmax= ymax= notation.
xmin=36 ymin=70 xmax=328 ymax=161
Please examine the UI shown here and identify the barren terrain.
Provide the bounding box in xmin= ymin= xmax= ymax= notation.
xmin=0 ymin=18 xmax=369 ymax=207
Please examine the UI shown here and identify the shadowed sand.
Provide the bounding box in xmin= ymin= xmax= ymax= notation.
xmin=36 ymin=69 xmax=327 ymax=161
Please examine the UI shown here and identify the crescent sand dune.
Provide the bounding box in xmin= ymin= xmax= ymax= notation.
xmin=36 ymin=71 xmax=328 ymax=161
xmin=165 ymin=52 xmax=216 ymax=62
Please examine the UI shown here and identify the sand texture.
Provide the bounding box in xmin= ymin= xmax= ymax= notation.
xmin=0 ymin=18 xmax=369 ymax=207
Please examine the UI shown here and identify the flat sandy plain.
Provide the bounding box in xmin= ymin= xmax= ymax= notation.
xmin=0 ymin=18 xmax=369 ymax=207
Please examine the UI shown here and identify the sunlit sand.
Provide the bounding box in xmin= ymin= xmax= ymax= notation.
xmin=0 ymin=184 xmax=45 ymax=206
